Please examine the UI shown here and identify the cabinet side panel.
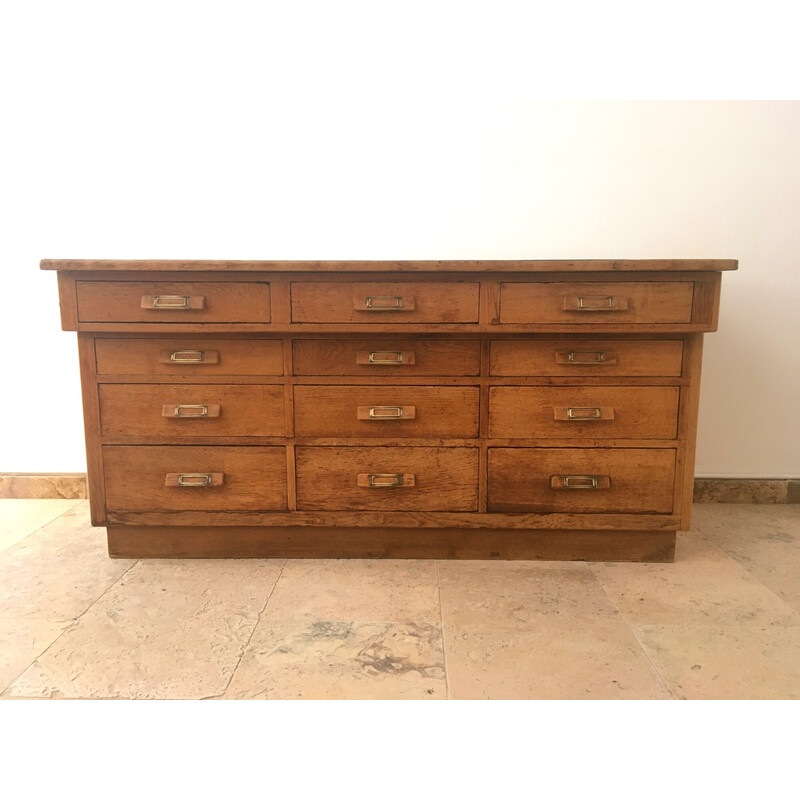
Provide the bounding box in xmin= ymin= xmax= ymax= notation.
xmin=77 ymin=333 xmax=107 ymax=525
xmin=678 ymin=334 xmax=704 ymax=529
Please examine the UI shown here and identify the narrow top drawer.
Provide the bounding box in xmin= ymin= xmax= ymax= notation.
xmin=76 ymin=281 xmax=270 ymax=323
xmin=499 ymin=281 xmax=694 ymax=324
xmin=291 ymin=282 xmax=480 ymax=323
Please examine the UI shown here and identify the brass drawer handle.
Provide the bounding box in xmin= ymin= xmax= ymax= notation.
xmin=357 ymin=473 xmax=416 ymax=488
xmin=165 ymin=472 xmax=224 ymax=487
xmin=355 ymin=296 xmax=416 ymax=311
xmin=356 ymin=350 xmax=416 ymax=365
xmin=162 ymin=404 xmax=221 ymax=418
xmin=553 ymin=406 xmax=614 ymax=422
xmin=158 ymin=349 xmax=221 ymax=365
xmin=550 ymin=475 xmax=611 ymax=490
xmin=555 ymin=350 xmax=618 ymax=365
xmin=554 ymin=406 xmax=615 ymax=421
xmin=357 ymin=405 xmax=416 ymax=420
xmin=563 ymin=296 xmax=629 ymax=312
xmin=141 ymin=295 xmax=206 ymax=310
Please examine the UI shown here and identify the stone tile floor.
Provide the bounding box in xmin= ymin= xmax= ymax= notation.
xmin=0 ymin=499 xmax=798 ymax=699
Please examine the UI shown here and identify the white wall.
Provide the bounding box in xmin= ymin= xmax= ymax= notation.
xmin=2 ymin=6 xmax=798 ymax=477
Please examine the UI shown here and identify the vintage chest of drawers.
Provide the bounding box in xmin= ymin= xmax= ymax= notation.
xmin=42 ymin=259 xmax=736 ymax=561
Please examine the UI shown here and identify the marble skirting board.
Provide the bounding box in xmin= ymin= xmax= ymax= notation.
xmin=0 ymin=474 xmax=88 ymax=500
xmin=1 ymin=473 xmax=798 ymax=504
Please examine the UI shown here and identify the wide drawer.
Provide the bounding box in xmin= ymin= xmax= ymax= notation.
xmin=76 ymin=281 xmax=270 ymax=323
xmin=99 ymin=384 xmax=285 ymax=437
xmin=95 ymin=338 xmax=284 ymax=375
xmin=295 ymin=446 xmax=479 ymax=510
xmin=488 ymin=386 xmax=680 ymax=439
xmin=488 ymin=448 xmax=676 ymax=513
xmin=291 ymin=281 xmax=480 ymax=323
xmin=489 ymin=339 xmax=684 ymax=376
xmin=499 ymin=281 xmax=694 ymax=324
xmin=293 ymin=338 xmax=481 ymax=376
xmin=294 ymin=386 xmax=480 ymax=437
xmin=103 ymin=446 xmax=287 ymax=511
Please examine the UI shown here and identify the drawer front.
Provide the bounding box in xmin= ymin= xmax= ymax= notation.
xmin=489 ymin=339 xmax=684 ymax=376
xmin=293 ymin=338 xmax=481 ymax=376
xmin=76 ymin=281 xmax=270 ymax=323
xmin=99 ymin=385 xmax=285 ymax=437
xmin=95 ymin=338 xmax=284 ymax=375
xmin=489 ymin=387 xmax=679 ymax=439
xmin=488 ymin=448 xmax=676 ymax=513
xmin=291 ymin=282 xmax=480 ymax=323
xmin=103 ymin=446 xmax=287 ymax=511
xmin=294 ymin=386 xmax=480 ymax=438
xmin=499 ymin=282 xmax=694 ymax=324
xmin=296 ymin=446 xmax=478 ymax=510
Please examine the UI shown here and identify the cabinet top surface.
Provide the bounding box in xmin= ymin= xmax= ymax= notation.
xmin=40 ymin=259 xmax=738 ymax=273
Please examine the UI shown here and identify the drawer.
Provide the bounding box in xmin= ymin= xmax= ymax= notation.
xmin=296 ymin=446 xmax=478 ymax=510
xmin=294 ymin=386 xmax=480 ymax=438
xmin=103 ymin=446 xmax=287 ymax=511
xmin=293 ymin=338 xmax=481 ymax=376
xmin=499 ymin=281 xmax=694 ymax=324
xmin=489 ymin=387 xmax=679 ymax=439
xmin=76 ymin=281 xmax=270 ymax=323
xmin=489 ymin=339 xmax=684 ymax=376
xmin=291 ymin=281 xmax=479 ymax=323
xmin=95 ymin=338 xmax=283 ymax=375
xmin=488 ymin=448 xmax=676 ymax=513
xmin=99 ymin=384 xmax=285 ymax=437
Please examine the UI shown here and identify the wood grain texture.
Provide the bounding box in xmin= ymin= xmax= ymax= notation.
xmin=106 ymin=525 xmax=676 ymax=561
xmin=98 ymin=384 xmax=285 ymax=437
xmin=291 ymin=281 xmax=480 ymax=323
xmin=76 ymin=280 xmax=270 ymax=323
xmin=77 ymin=333 xmax=107 ymax=525
xmin=489 ymin=338 xmax=684 ymax=377
xmin=294 ymin=386 xmax=480 ymax=438
xmin=293 ymin=338 xmax=480 ymax=376
xmin=500 ymin=281 xmax=694 ymax=324
xmin=95 ymin=338 xmax=283 ymax=375
xmin=488 ymin=386 xmax=680 ymax=439
xmin=295 ymin=446 xmax=479 ymax=511
xmin=488 ymin=448 xmax=677 ymax=513
xmin=42 ymin=259 xmax=738 ymax=272
xmin=44 ymin=260 xmax=734 ymax=561
xmin=678 ymin=334 xmax=705 ymax=529
xmin=103 ymin=446 xmax=287 ymax=511
xmin=105 ymin=509 xmax=680 ymax=530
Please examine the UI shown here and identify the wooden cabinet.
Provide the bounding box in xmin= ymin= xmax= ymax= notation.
xmin=43 ymin=259 xmax=736 ymax=561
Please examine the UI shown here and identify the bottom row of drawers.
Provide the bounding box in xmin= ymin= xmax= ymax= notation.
xmin=103 ymin=446 xmax=676 ymax=514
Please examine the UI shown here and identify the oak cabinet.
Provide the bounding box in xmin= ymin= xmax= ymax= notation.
xmin=43 ymin=259 xmax=736 ymax=561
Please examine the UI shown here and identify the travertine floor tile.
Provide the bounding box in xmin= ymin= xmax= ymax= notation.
xmin=0 ymin=499 xmax=83 ymax=552
xmin=692 ymin=504 xmax=800 ymax=612
xmin=444 ymin=619 xmax=671 ymax=700
xmin=225 ymin=620 xmax=445 ymax=699
xmin=0 ymin=502 xmax=135 ymax=621
xmin=589 ymin=531 xmax=800 ymax=627
xmin=635 ymin=623 xmax=800 ymax=699
xmin=4 ymin=560 xmax=285 ymax=699
xmin=0 ymin=617 xmax=72 ymax=692
xmin=438 ymin=561 xmax=609 ymax=630
xmin=263 ymin=559 xmax=439 ymax=622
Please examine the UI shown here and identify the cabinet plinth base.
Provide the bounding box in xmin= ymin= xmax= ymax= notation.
xmin=106 ymin=525 xmax=677 ymax=562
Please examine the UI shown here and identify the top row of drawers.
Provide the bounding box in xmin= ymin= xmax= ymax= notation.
xmin=74 ymin=279 xmax=696 ymax=325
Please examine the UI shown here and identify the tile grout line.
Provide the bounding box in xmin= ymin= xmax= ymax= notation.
xmin=435 ymin=564 xmax=451 ymax=701
xmin=587 ymin=563 xmax=678 ymax=700
xmin=210 ymin=559 xmax=289 ymax=701
xmin=691 ymin=528 xmax=800 ymax=620
xmin=0 ymin=500 xmax=85 ymax=556
xmin=0 ymin=554 xmax=142 ymax=698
